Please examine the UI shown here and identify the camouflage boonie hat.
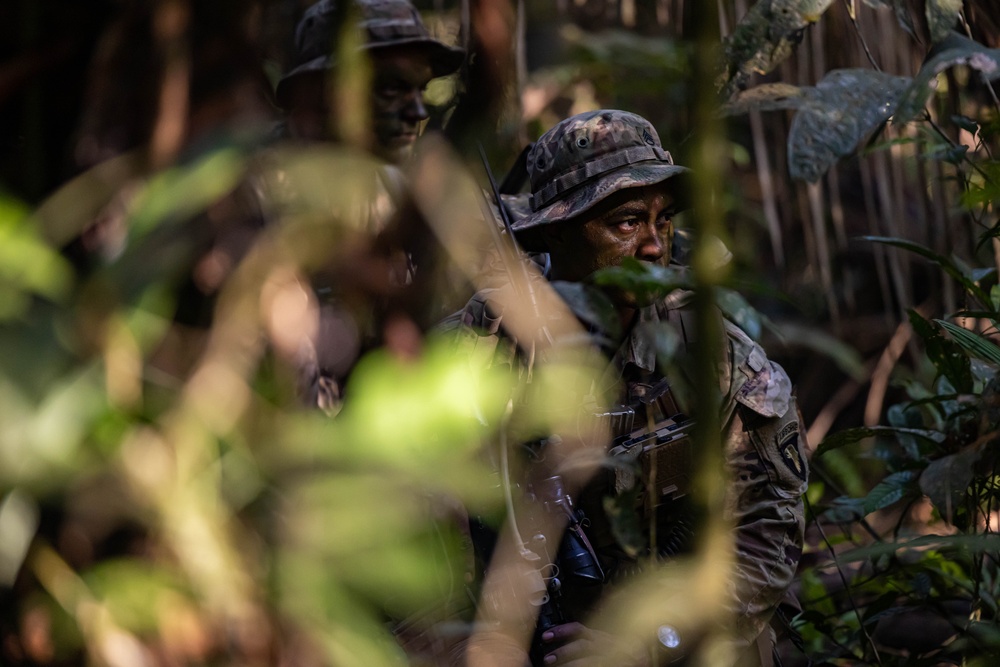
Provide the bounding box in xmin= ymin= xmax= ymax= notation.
xmin=512 ymin=110 xmax=690 ymax=251
xmin=276 ymin=0 xmax=465 ymax=107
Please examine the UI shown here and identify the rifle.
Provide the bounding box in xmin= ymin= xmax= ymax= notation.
xmin=474 ymin=147 xmax=600 ymax=664
xmin=477 ymin=143 xmax=551 ymax=348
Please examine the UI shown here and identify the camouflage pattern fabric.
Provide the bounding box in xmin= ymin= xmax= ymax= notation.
xmin=441 ymin=287 xmax=808 ymax=664
xmin=276 ymin=0 xmax=464 ymax=106
xmin=512 ymin=109 xmax=690 ymax=251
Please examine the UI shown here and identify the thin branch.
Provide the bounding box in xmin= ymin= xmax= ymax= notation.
xmin=841 ymin=0 xmax=880 ymax=71
xmin=806 ymin=495 xmax=885 ymax=665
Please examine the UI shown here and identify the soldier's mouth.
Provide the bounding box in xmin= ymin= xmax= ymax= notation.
xmin=386 ymin=132 xmax=418 ymax=148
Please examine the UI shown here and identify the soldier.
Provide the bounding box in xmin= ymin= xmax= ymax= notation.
xmin=449 ymin=109 xmax=808 ymax=666
xmin=272 ymin=0 xmax=466 ymax=408
xmin=275 ymin=0 xmax=464 ymax=164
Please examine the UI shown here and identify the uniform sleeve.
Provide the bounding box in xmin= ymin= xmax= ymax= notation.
xmin=721 ymin=330 xmax=808 ymax=648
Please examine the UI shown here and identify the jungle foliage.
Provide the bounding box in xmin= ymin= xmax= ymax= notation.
xmin=1 ymin=0 xmax=999 ymax=666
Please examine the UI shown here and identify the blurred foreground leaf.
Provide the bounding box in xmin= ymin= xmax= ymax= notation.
xmin=0 ymin=192 xmax=72 ymax=319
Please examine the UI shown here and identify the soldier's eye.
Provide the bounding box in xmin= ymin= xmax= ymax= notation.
xmin=376 ymin=80 xmax=407 ymax=96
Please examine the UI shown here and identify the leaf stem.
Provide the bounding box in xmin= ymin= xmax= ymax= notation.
xmin=806 ymin=494 xmax=885 ymax=665
xmin=841 ymin=0 xmax=880 ymax=71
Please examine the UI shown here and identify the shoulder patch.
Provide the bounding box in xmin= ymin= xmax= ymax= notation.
xmin=777 ymin=422 xmax=806 ymax=481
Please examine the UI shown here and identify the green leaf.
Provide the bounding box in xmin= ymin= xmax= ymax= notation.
xmin=815 ymin=426 xmax=945 ymax=457
xmin=84 ymin=559 xmax=187 ymax=633
xmin=935 ymin=319 xmax=1000 ymax=366
xmin=717 ymin=289 xmax=763 ymax=341
xmin=863 ymin=470 xmax=920 ymax=512
xmin=788 ymin=69 xmax=912 ymax=182
xmin=591 ymin=257 xmax=691 ymax=306
xmin=962 ymin=161 xmax=1000 ymax=211
xmin=128 ymin=148 xmax=246 ymax=239
xmin=909 ymin=310 xmax=973 ymax=393
xmin=0 ymin=490 xmax=39 ymax=586
xmin=895 ymin=33 xmax=1000 ymax=124
xmin=862 ymin=236 xmax=991 ymax=306
xmin=925 ymin=0 xmax=962 ymax=44
xmin=0 ymin=194 xmax=73 ymax=317
xmin=886 ymin=403 xmax=929 ymax=460
xmin=920 ymin=445 xmax=982 ymax=522
xmin=836 ymin=532 xmax=1000 ymax=564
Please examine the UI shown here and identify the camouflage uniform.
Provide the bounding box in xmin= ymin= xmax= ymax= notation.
xmin=448 ymin=110 xmax=808 ymax=665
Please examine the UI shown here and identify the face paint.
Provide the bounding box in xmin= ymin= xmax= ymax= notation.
xmin=549 ymin=185 xmax=675 ymax=308
xmin=368 ymin=47 xmax=434 ymax=163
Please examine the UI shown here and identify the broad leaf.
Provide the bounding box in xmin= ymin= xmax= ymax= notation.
xmin=128 ymin=148 xmax=247 ymax=239
xmin=788 ymin=69 xmax=911 ymax=182
xmin=0 ymin=194 xmax=72 ymax=319
xmin=909 ymin=310 xmax=973 ymax=394
xmin=591 ymin=258 xmax=691 ymax=306
xmin=920 ymin=445 xmax=982 ymax=523
xmin=823 ymin=470 xmax=920 ymax=521
xmin=886 ymin=403 xmax=929 ymax=460
xmin=815 ymin=425 xmax=946 ymax=457
xmin=895 ymin=33 xmax=1000 ymax=124
xmin=935 ymin=320 xmax=1000 ymax=367
xmin=863 ymin=470 xmax=920 ymax=513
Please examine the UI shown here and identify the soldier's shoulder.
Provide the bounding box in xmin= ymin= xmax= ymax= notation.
xmin=724 ymin=320 xmax=793 ymax=419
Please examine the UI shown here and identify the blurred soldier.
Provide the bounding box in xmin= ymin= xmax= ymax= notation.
xmin=275 ymin=0 xmax=464 ymax=164
xmin=450 ymin=110 xmax=808 ymax=666
xmin=272 ymin=0 xmax=466 ymax=408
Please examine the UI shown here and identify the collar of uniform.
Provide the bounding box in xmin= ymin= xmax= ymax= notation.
xmin=602 ymin=288 xmax=693 ymax=395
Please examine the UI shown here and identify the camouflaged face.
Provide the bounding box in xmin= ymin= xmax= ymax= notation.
xmin=512 ymin=110 xmax=689 ymax=246
xmin=277 ymin=0 xmax=463 ymax=105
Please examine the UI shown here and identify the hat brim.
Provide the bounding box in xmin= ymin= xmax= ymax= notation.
xmin=512 ymin=163 xmax=691 ymax=252
xmin=275 ymin=40 xmax=464 ymax=109
xmin=366 ymin=39 xmax=465 ymax=78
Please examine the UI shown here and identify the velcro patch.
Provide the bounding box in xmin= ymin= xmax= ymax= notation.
xmin=777 ymin=422 xmax=806 ymax=481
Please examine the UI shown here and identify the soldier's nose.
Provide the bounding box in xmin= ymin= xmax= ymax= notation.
xmin=404 ymin=92 xmax=429 ymax=123
xmin=637 ymin=223 xmax=665 ymax=262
